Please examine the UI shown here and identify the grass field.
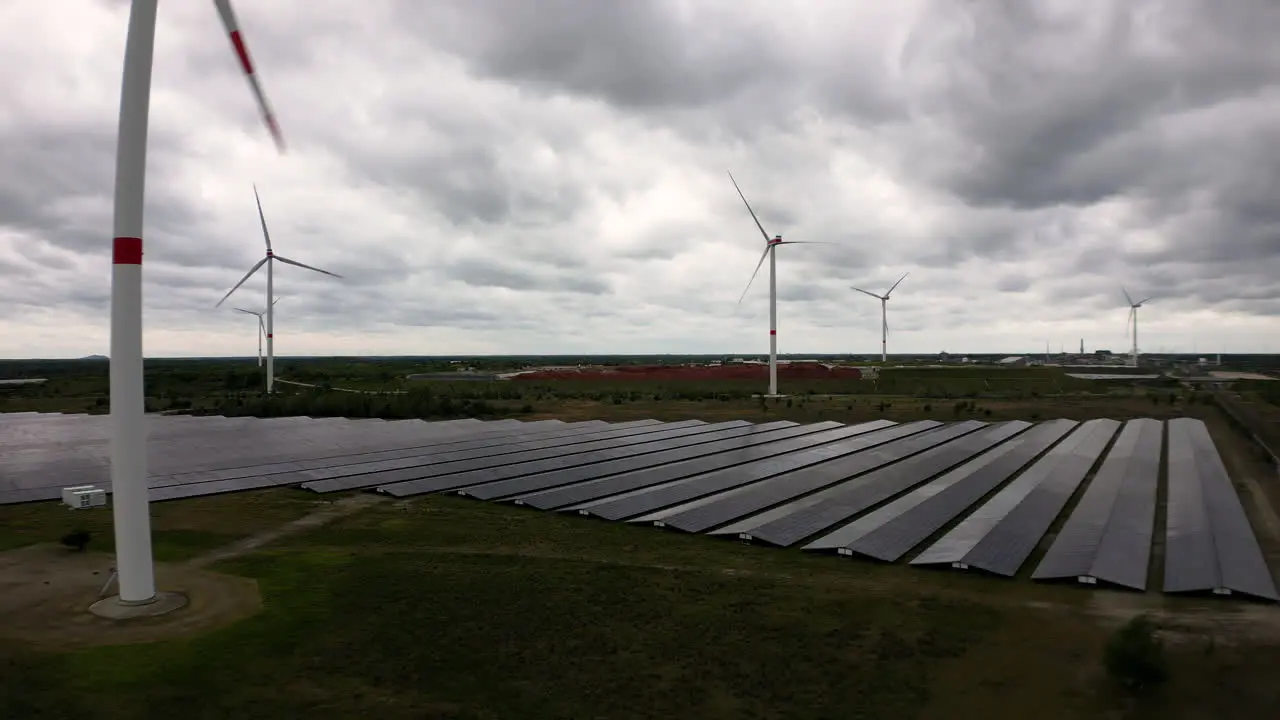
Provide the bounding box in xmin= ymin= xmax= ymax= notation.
xmin=2 ymin=491 xmax=1280 ymax=719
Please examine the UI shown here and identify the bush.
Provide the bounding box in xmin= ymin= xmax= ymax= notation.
xmin=60 ymin=529 xmax=91 ymax=552
xmin=1104 ymin=614 xmax=1169 ymax=693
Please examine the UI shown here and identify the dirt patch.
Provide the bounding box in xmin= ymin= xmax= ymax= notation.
xmin=1082 ymin=590 xmax=1280 ymax=646
xmin=0 ymin=544 xmax=262 ymax=651
xmin=0 ymin=493 xmax=384 ymax=651
xmin=187 ymin=493 xmax=384 ymax=569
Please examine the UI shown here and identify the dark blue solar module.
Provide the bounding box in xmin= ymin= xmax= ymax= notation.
xmin=718 ymin=421 xmax=1027 ymax=547
xmin=1163 ymin=418 xmax=1278 ymax=601
xmin=1032 ymin=419 xmax=1162 ymax=590
xmin=910 ymin=419 xmax=1119 ymax=576
xmin=804 ymin=419 xmax=1078 ymax=561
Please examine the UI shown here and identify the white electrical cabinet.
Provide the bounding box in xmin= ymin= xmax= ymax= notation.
xmin=62 ymin=485 xmax=108 ymax=509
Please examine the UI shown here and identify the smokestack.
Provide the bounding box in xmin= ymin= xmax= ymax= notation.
xmin=1079 ymin=338 xmax=1084 ymax=355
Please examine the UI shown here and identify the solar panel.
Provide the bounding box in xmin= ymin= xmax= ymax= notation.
xmin=911 ymin=418 xmax=1119 ymax=576
xmin=554 ymin=423 xmax=888 ymax=514
xmin=296 ymin=420 xmax=709 ymax=493
xmin=805 ymin=419 xmax=1079 ymax=560
xmin=4 ymin=416 xmax=501 ymax=497
xmin=1164 ymin=418 xmax=1278 ymax=601
xmin=724 ymin=421 xmax=1027 ymax=547
xmin=573 ymin=421 xmax=918 ymax=521
xmin=1032 ymin=419 xmax=1161 ymax=589
xmin=149 ymin=419 xmax=620 ymax=488
xmin=376 ymin=421 xmax=754 ymax=497
xmin=510 ymin=422 xmax=849 ymax=510
xmin=459 ymin=421 xmax=803 ymax=501
xmin=642 ymin=420 xmax=955 ymax=533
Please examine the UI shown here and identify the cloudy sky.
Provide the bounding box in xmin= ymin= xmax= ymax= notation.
xmin=1 ymin=0 xmax=1278 ymax=359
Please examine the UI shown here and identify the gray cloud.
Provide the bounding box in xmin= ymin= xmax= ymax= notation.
xmin=0 ymin=0 xmax=1277 ymax=358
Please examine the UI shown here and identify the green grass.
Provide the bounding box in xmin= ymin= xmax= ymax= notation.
xmin=0 ymin=489 xmax=323 ymax=562
xmin=2 ymin=493 xmax=1279 ymax=718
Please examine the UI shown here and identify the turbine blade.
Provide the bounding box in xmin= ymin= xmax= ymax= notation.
xmin=253 ymin=184 xmax=273 ymax=252
xmin=273 ymin=255 xmax=343 ymax=278
xmin=737 ymin=246 xmax=771 ymax=305
xmin=1137 ymin=296 xmax=1153 ymax=305
xmin=727 ymin=170 xmax=772 ymax=244
xmin=1122 ymin=286 xmax=1135 ymax=306
xmin=886 ymin=271 xmax=910 ymax=296
xmin=233 ymin=307 xmax=257 ymax=315
xmin=214 ymin=0 xmax=286 ymax=153
xmin=215 ymin=257 xmax=269 ymax=307
xmin=851 ymin=286 xmax=882 ymax=300
xmin=272 ymin=296 xmax=282 ymax=306
xmin=778 ymin=240 xmax=833 ymax=245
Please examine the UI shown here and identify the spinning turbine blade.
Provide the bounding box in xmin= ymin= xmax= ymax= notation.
xmin=886 ymin=271 xmax=910 ymax=296
xmin=727 ymin=171 xmax=772 ymax=244
xmin=1122 ymin=287 xmax=1135 ymax=306
xmin=851 ymin=286 xmax=883 ymax=301
xmin=233 ymin=307 xmax=258 ymax=315
xmin=216 ymin=256 xmax=268 ymax=307
xmin=253 ymin=184 xmax=273 ymax=251
xmin=1137 ymin=296 xmax=1153 ymax=305
xmin=274 ymin=255 xmax=343 ymax=278
xmin=738 ymin=246 xmax=771 ymax=305
xmin=214 ymin=0 xmax=285 ymax=153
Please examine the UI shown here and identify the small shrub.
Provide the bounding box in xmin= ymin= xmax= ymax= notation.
xmin=1104 ymin=614 xmax=1169 ymax=693
xmin=60 ymin=529 xmax=91 ymax=552
xmin=922 ymin=403 xmax=932 ymax=412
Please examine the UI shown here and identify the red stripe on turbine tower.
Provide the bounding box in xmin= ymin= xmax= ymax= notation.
xmin=229 ymin=31 xmax=253 ymax=74
xmin=266 ymin=334 xmax=273 ymax=338
xmin=769 ymin=330 xmax=776 ymax=335
xmin=112 ymin=237 xmax=143 ymax=265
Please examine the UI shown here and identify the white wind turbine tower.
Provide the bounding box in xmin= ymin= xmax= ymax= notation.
xmin=217 ymin=186 xmax=342 ymax=393
xmin=105 ymin=0 xmax=284 ymax=610
xmin=729 ymin=171 xmax=828 ymax=397
xmin=233 ymin=296 xmax=280 ymax=367
xmin=1123 ymin=287 xmax=1152 ymax=368
xmin=851 ymin=272 xmax=909 ymax=363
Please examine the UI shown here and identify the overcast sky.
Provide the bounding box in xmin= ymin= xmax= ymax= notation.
xmin=1 ymin=0 xmax=1277 ymax=359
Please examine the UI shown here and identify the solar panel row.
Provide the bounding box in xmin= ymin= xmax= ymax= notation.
xmin=2 ymin=416 xmax=518 ymax=502
xmin=574 ymin=420 xmax=920 ymax=521
xmin=804 ymin=419 xmax=1080 ymax=560
xmin=723 ymin=421 xmax=1028 ymax=547
xmin=911 ymin=419 xmax=1120 ymax=576
xmin=1164 ymin=418 xmax=1278 ymax=600
xmin=511 ymin=421 xmax=850 ymax=510
xmin=1032 ymin=419 xmax=1162 ymax=590
xmin=372 ymin=421 xmax=743 ymax=497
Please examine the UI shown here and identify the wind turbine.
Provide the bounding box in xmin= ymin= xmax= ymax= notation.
xmin=216 ymin=186 xmax=342 ymax=393
xmin=729 ymin=171 xmax=827 ymax=397
xmin=233 ymin=297 xmax=280 ymax=367
xmin=106 ymin=0 xmax=284 ymax=608
xmin=851 ymin=272 xmax=909 ymax=363
xmin=1123 ymin=287 xmax=1152 ymax=368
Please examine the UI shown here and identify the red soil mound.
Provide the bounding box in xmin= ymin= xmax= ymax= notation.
xmin=513 ymin=364 xmax=863 ymax=382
